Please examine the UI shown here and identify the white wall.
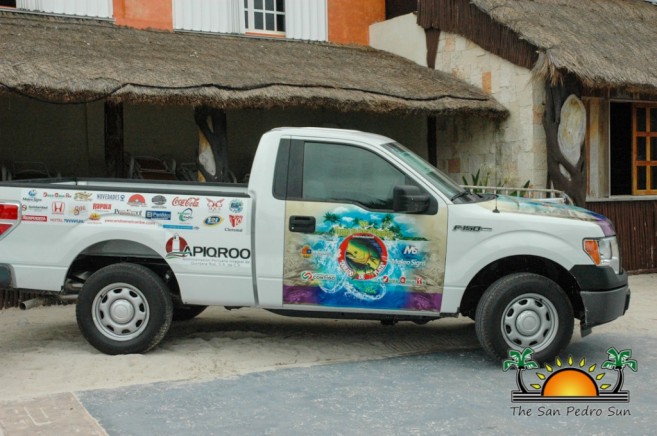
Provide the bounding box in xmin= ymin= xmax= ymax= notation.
xmin=371 ymin=14 xmax=547 ymax=188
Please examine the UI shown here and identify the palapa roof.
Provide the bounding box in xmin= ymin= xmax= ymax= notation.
xmin=418 ymin=0 xmax=657 ymax=95
xmin=0 ymin=11 xmax=506 ymax=117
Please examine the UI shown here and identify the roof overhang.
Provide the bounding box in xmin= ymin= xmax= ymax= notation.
xmin=0 ymin=11 xmax=507 ymax=118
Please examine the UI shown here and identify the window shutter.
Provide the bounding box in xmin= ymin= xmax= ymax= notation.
xmin=285 ymin=0 xmax=327 ymax=41
xmin=173 ymin=0 xmax=241 ymax=34
xmin=17 ymin=0 xmax=112 ymax=18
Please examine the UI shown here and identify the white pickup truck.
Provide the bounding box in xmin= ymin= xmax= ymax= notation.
xmin=0 ymin=128 xmax=630 ymax=361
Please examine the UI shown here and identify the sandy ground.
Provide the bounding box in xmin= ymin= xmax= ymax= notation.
xmin=0 ymin=274 xmax=653 ymax=401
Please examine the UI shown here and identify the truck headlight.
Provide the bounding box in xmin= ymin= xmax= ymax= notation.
xmin=583 ymin=237 xmax=620 ymax=274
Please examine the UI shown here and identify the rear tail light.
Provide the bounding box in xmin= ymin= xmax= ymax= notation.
xmin=0 ymin=202 xmax=20 ymax=238
xmin=0 ymin=204 xmax=19 ymax=220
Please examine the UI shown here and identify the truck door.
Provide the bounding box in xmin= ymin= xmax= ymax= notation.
xmin=280 ymin=139 xmax=448 ymax=314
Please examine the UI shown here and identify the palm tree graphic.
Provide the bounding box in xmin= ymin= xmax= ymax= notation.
xmin=503 ymin=347 xmax=538 ymax=393
xmin=601 ymin=347 xmax=638 ymax=393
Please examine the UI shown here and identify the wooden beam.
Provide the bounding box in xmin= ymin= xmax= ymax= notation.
xmin=104 ymin=101 xmax=124 ymax=178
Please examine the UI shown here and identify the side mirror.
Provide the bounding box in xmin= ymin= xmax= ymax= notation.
xmin=393 ymin=185 xmax=430 ymax=213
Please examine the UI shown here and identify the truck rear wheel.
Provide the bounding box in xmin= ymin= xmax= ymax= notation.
xmin=474 ymin=273 xmax=573 ymax=362
xmin=76 ymin=263 xmax=173 ymax=355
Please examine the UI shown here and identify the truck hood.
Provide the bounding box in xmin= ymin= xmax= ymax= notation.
xmin=478 ymin=196 xmax=615 ymax=236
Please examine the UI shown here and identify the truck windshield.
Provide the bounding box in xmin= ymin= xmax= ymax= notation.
xmin=382 ymin=142 xmax=465 ymax=200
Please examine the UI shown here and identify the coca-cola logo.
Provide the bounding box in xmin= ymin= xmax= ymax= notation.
xmin=172 ymin=197 xmax=200 ymax=207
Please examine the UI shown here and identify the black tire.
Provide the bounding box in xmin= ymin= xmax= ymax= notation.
xmin=475 ymin=273 xmax=574 ymax=362
xmin=172 ymin=304 xmax=207 ymax=321
xmin=76 ymin=263 xmax=173 ymax=355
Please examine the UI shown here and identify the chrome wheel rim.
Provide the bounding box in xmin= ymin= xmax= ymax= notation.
xmin=92 ymin=283 xmax=149 ymax=341
xmin=501 ymin=293 xmax=558 ymax=352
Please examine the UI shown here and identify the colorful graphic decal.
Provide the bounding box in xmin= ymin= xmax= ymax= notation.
xmin=480 ymin=196 xmax=616 ymax=236
xmin=338 ymin=233 xmax=388 ymax=280
xmin=283 ymin=202 xmax=447 ymax=312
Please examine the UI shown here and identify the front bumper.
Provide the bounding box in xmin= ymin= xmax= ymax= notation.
xmin=570 ymin=265 xmax=630 ymax=329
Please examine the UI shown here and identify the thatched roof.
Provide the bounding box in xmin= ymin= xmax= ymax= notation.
xmin=0 ymin=11 xmax=506 ymax=117
xmin=418 ymin=0 xmax=657 ymax=95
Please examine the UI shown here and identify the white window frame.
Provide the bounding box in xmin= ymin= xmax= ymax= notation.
xmin=243 ymin=0 xmax=285 ymax=36
xmin=172 ymin=0 xmax=327 ymax=42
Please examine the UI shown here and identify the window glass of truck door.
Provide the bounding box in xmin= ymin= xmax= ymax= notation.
xmin=301 ymin=142 xmax=413 ymax=210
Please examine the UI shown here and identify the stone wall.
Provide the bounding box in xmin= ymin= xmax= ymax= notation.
xmin=371 ymin=13 xmax=548 ymax=188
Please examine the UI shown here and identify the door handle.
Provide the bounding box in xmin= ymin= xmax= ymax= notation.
xmin=289 ymin=215 xmax=316 ymax=233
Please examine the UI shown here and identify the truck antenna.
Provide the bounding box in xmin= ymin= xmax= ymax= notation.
xmin=493 ymin=189 xmax=500 ymax=213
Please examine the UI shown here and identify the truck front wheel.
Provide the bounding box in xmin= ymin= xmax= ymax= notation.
xmin=474 ymin=273 xmax=574 ymax=362
xmin=76 ymin=263 xmax=173 ymax=355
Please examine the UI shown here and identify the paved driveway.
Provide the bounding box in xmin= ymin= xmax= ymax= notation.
xmin=1 ymin=274 xmax=655 ymax=435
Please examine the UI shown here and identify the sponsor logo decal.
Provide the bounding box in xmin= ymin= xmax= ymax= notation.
xmin=64 ymin=218 xmax=84 ymax=224
xmin=165 ymin=234 xmax=251 ymax=261
xmin=301 ymin=245 xmax=313 ymax=258
xmin=89 ymin=213 xmax=101 ymax=221
xmin=93 ymin=203 xmax=112 ymax=211
xmin=43 ymin=192 xmax=71 ymax=199
xmin=172 ymin=197 xmax=200 ymax=207
xmin=127 ymin=194 xmax=147 ymax=207
xmin=204 ymin=216 xmax=224 ymax=226
xmin=71 ymin=205 xmax=87 ymax=216
xmin=229 ymin=215 xmax=243 ymax=227
xmin=146 ymin=210 xmax=172 ymax=221
xmin=23 ymin=215 xmax=47 ymax=222
xmin=114 ymin=209 xmax=143 ymax=217
xmin=74 ymin=192 xmax=93 ymax=202
xmin=165 ymin=234 xmax=189 ymax=258
xmin=337 ymin=233 xmax=388 ymax=280
xmin=163 ymin=224 xmax=195 ymax=230
xmin=97 ymin=193 xmax=126 ymax=201
xmin=52 ymin=202 xmax=65 ymax=215
xmin=179 ymin=208 xmax=194 ymax=222
xmin=22 ymin=190 xmax=44 ymax=203
xmin=300 ymin=271 xmax=337 ymax=281
xmin=151 ymin=195 xmax=167 ymax=207
xmin=26 ymin=204 xmax=48 ymax=211
xmin=206 ymin=198 xmax=224 ymax=212
xmin=225 ymin=215 xmax=244 ymax=232
xmin=229 ymin=199 xmax=243 ymax=213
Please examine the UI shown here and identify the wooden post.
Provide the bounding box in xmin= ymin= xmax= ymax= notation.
xmin=543 ymin=78 xmax=587 ymax=206
xmin=425 ymin=28 xmax=441 ymax=167
xmin=104 ymin=101 xmax=125 ymax=178
xmin=194 ymin=106 xmax=230 ymax=183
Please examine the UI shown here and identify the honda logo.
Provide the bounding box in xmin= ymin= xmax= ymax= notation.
xmin=52 ymin=202 xmax=65 ymax=214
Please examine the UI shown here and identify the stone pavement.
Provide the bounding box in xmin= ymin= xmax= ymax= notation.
xmin=3 ymin=329 xmax=656 ymax=436
xmin=1 ymin=274 xmax=655 ymax=435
